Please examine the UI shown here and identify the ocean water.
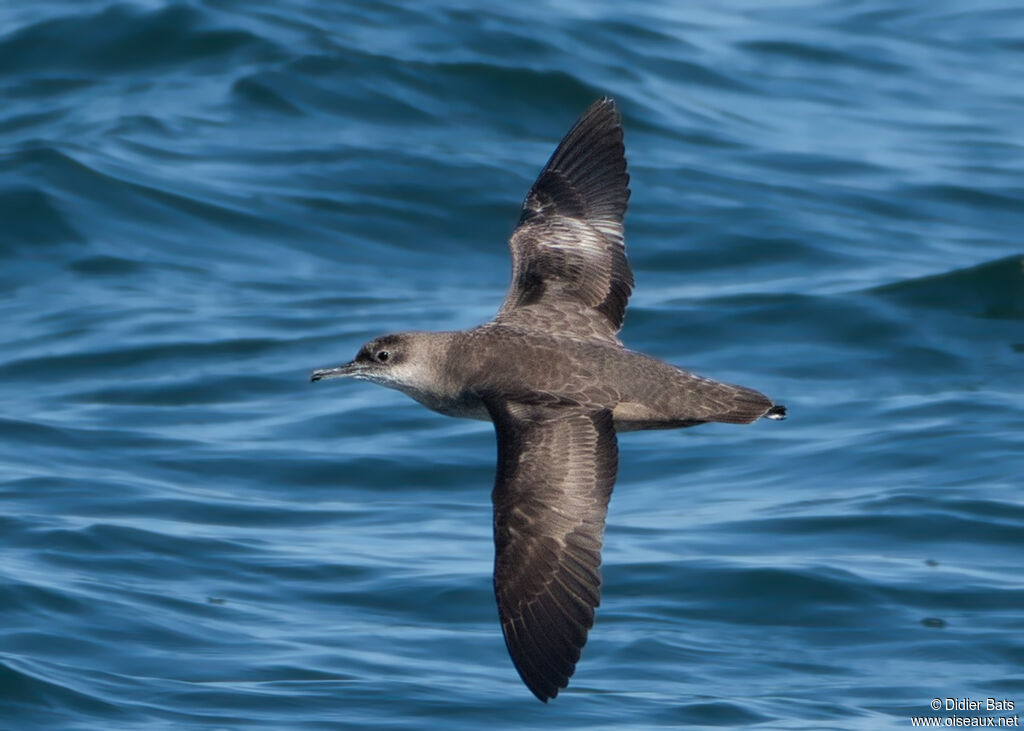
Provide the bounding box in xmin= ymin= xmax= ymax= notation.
xmin=2 ymin=1 xmax=1023 ymax=729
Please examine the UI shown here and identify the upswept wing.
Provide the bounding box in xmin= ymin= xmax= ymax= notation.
xmin=485 ymin=399 xmax=618 ymax=701
xmin=496 ymin=98 xmax=633 ymax=345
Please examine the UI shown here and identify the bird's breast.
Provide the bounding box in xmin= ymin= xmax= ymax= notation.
xmin=403 ymin=384 xmax=491 ymax=421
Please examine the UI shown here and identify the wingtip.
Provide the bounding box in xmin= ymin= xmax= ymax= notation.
xmin=765 ymin=404 xmax=787 ymax=420
xmin=526 ymin=674 xmax=562 ymax=703
xmin=531 ymin=686 xmax=555 ymax=703
xmin=583 ymin=96 xmax=622 ymax=125
xmin=532 ymin=95 xmax=629 ymax=224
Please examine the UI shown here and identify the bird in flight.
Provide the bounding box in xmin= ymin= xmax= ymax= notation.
xmin=312 ymin=98 xmax=785 ymax=701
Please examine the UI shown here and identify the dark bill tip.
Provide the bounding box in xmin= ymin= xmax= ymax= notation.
xmin=310 ymin=363 xmax=359 ymax=382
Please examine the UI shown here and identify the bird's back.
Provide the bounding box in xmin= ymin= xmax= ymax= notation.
xmin=452 ymin=326 xmax=776 ymax=430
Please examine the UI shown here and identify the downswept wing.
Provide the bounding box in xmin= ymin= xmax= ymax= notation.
xmin=485 ymin=399 xmax=618 ymax=701
xmin=496 ymin=98 xmax=633 ymax=345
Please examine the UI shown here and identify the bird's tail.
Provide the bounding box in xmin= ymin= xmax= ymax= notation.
xmin=709 ymin=386 xmax=786 ymax=425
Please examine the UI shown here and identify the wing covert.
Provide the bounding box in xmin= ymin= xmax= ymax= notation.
xmin=496 ymin=98 xmax=633 ymax=344
xmin=485 ymin=399 xmax=618 ymax=701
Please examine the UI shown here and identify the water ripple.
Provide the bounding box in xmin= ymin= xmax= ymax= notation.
xmin=2 ymin=1 xmax=1022 ymax=728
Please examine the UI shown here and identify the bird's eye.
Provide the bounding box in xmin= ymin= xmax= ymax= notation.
xmin=376 ymin=350 xmax=390 ymax=363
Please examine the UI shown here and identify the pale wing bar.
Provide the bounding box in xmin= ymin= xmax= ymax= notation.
xmin=486 ymin=400 xmax=618 ymax=701
xmin=497 ymin=98 xmax=633 ymax=344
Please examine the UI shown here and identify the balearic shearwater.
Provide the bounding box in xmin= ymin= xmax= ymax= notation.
xmin=311 ymin=98 xmax=785 ymax=701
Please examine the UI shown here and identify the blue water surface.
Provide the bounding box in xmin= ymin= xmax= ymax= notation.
xmin=2 ymin=1 xmax=1023 ymax=729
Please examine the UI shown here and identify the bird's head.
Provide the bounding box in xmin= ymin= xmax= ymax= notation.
xmin=310 ymin=332 xmax=412 ymax=387
xmin=311 ymin=331 xmax=454 ymax=395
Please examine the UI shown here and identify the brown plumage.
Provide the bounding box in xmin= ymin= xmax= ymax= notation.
xmin=311 ymin=98 xmax=786 ymax=702
xmin=498 ymin=99 xmax=633 ymax=345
